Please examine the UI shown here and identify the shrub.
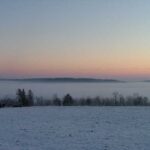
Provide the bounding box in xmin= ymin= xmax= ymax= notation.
xmin=52 ymin=95 xmax=61 ymax=106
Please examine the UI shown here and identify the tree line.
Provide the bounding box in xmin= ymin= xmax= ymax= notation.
xmin=0 ymin=89 xmax=149 ymax=108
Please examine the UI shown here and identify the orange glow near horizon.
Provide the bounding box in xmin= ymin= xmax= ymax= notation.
xmin=1 ymin=53 xmax=150 ymax=80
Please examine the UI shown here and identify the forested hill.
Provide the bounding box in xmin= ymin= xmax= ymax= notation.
xmin=0 ymin=78 xmax=122 ymax=83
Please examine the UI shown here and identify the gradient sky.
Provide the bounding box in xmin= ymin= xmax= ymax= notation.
xmin=0 ymin=0 xmax=150 ymax=80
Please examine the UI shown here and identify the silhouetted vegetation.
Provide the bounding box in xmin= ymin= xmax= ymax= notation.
xmin=0 ymin=89 xmax=150 ymax=108
xmin=62 ymin=94 xmax=74 ymax=106
xmin=16 ymin=89 xmax=34 ymax=106
xmin=52 ymin=95 xmax=61 ymax=106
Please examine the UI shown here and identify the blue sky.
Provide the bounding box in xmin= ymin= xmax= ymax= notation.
xmin=0 ymin=0 xmax=150 ymax=80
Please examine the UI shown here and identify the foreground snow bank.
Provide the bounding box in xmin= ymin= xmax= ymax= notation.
xmin=0 ymin=106 xmax=150 ymax=150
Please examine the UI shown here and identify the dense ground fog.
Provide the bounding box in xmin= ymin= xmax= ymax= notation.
xmin=0 ymin=81 xmax=150 ymax=99
xmin=0 ymin=106 xmax=150 ymax=150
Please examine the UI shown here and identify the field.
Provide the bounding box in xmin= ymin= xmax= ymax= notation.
xmin=0 ymin=106 xmax=150 ymax=150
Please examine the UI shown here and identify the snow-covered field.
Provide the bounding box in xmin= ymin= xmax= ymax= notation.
xmin=0 ymin=106 xmax=150 ymax=150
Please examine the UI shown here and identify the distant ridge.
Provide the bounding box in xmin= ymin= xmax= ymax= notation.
xmin=0 ymin=77 xmax=122 ymax=83
xmin=143 ymin=80 xmax=150 ymax=82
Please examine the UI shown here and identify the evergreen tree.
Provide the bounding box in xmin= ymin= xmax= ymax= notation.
xmin=63 ymin=94 xmax=74 ymax=106
xmin=27 ymin=90 xmax=34 ymax=106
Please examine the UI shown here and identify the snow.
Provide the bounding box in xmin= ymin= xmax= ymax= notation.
xmin=0 ymin=106 xmax=150 ymax=150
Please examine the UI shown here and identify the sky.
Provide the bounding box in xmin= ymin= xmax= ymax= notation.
xmin=0 ymin=0 xmax=150 ymax=80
